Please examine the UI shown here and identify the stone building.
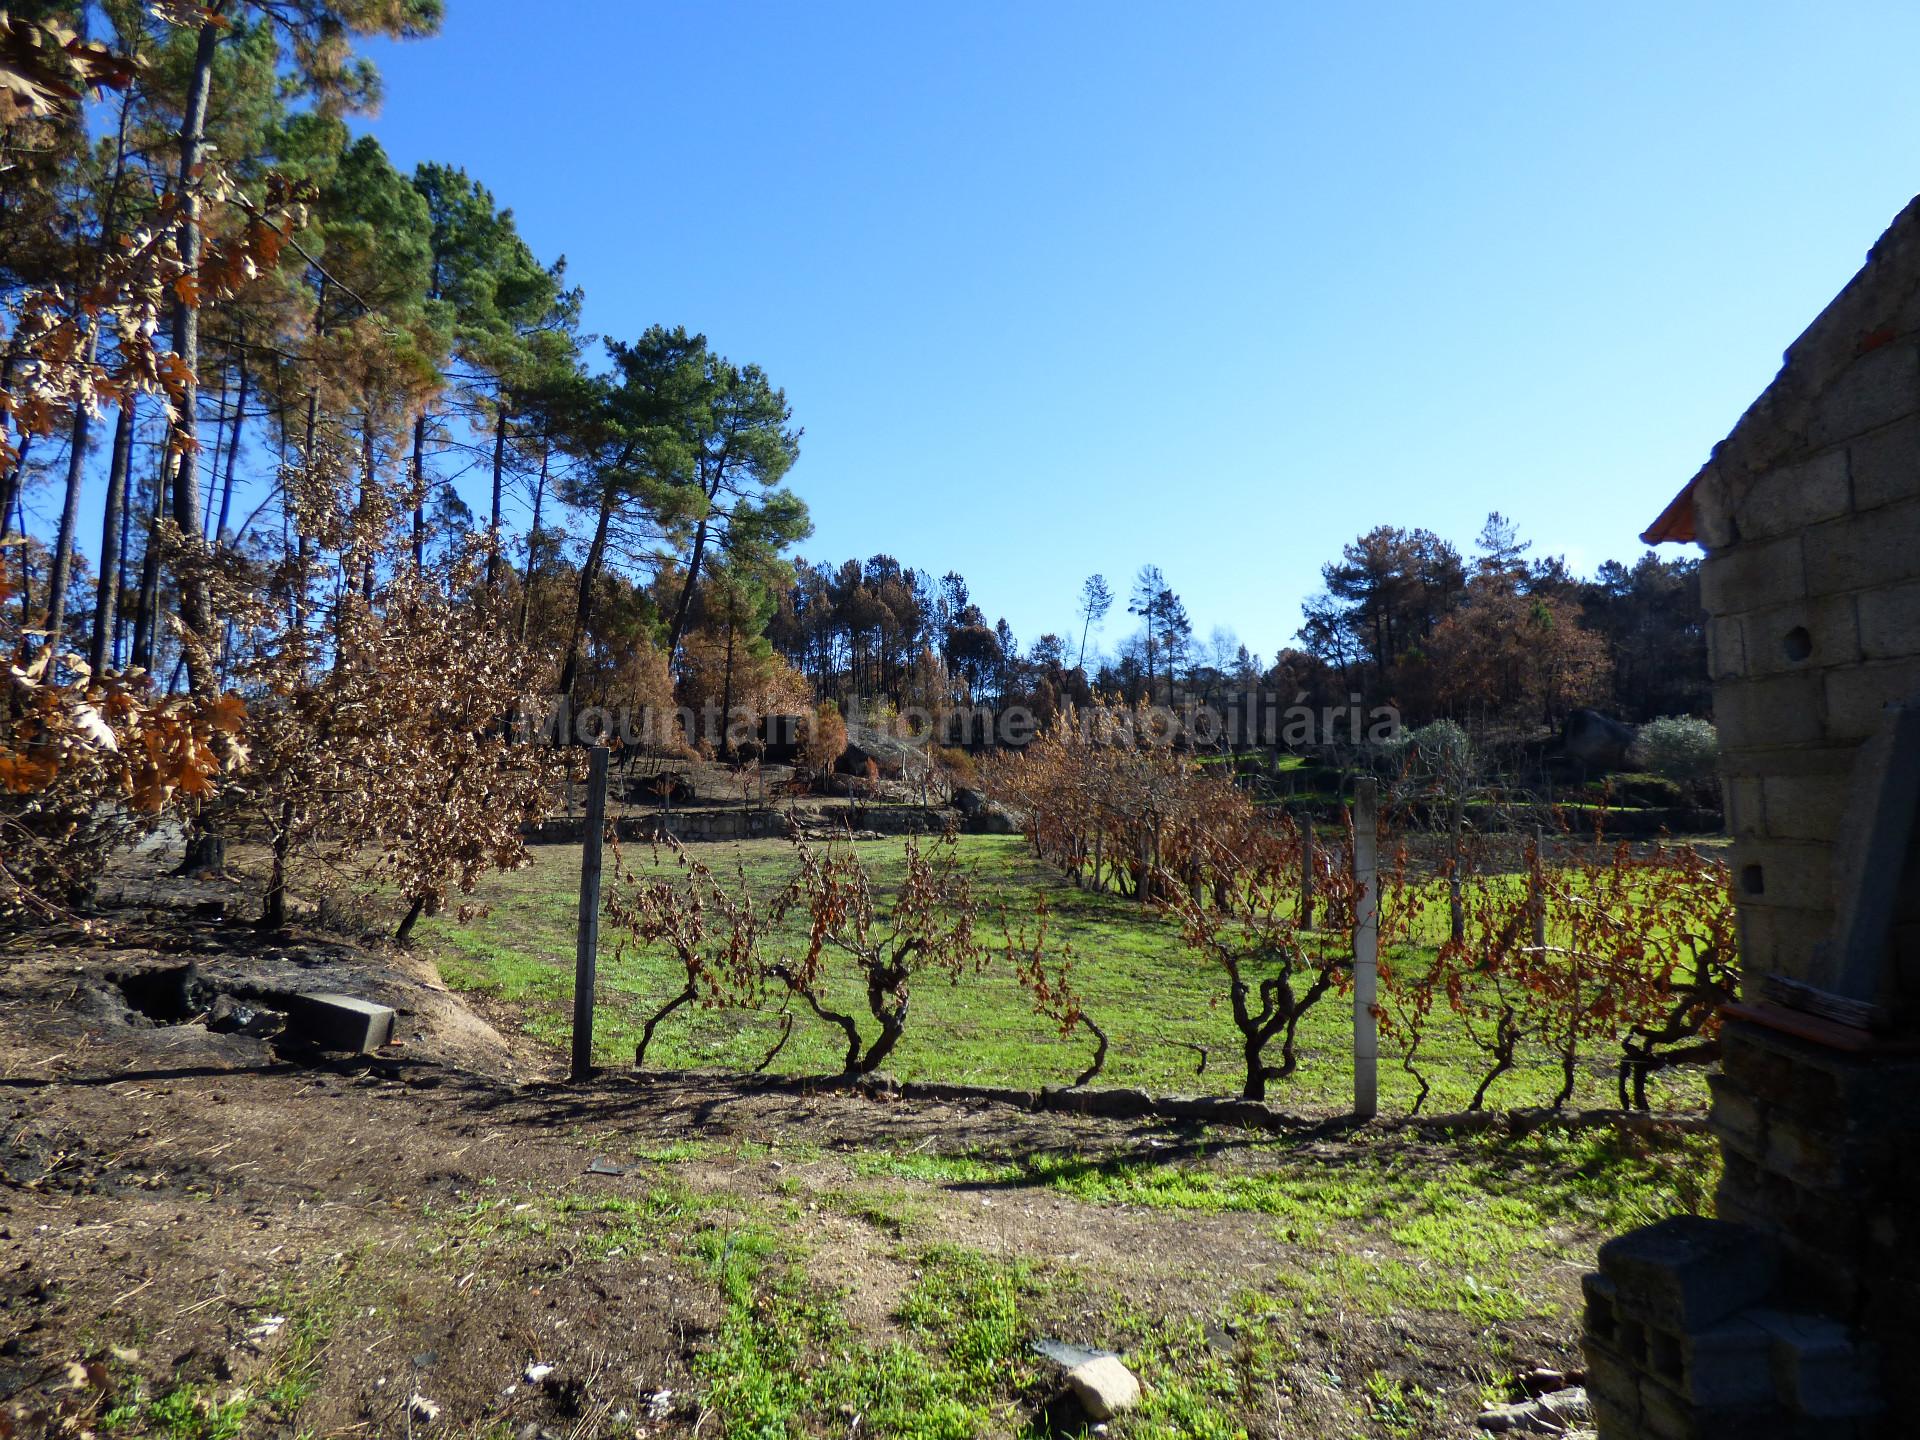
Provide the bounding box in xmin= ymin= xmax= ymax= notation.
xmin=1581 ymin=197 xmax=1920 ymax=1438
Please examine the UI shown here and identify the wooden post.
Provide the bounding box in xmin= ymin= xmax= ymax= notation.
xmin=571 ymin=744 xmax=609 ymax=1082
xmin=1352 ymin=779 xmax=1378 ymax=1120
xmin=1300 ymin=816 xmax=1316 ymax=929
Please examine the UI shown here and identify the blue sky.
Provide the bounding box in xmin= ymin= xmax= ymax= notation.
xmin=344 ymin=2 xmax=1918 ymax=660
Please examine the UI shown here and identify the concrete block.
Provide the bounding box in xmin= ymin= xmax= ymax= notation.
xmin=1848 ymin=413 xmax=1920 ymax=511
xmin=1585 ymin=1271 xmax=1623 ymax=1346
xmin=1757 ymin=772 xmax=1849 ymax=844
xmin=1708 ymin=614 xmax=1748 ymax=682
xmin=1728 ymin=906 xmax=1843 ymax=998
xmin=1723 ymin=775 xmax=1766 ymax=839
xmin=1762 ymin=1120 xmax=1847 ymax=1193
xmin=1804 ymin=499 xmax=1920 ymax=597
xmin=1707 ymin=1072 xmax=1767 ymax=1157
xmin=1735 ymin=595 xmax=1862 ymax=676
xmin=1857 ymin=579 xmax=1920 ymax=661
xmin=1717 ymin=741 xmax=1858 ymax=785
xmin=1713 ymin=1178 xmax=1770 ymax=1237
xmin=1679 ymin=1315 xmax=1777 ymax=1408
xmin=1808 ymin=337 xmax=1920 ymax=448
xmin=286 ymin=992 xmax=396 ymax=1053
xmin=1597 ymin=1217 xmax=1778 ymax=1331
xmin=1737 ymin=450 xmax=1853 ymax=542
xmin=1693 ymin=462 xmax=1742 ymax=551
xmin=1714 ymin=671 xmax=1827 ymax=749
xmin=1726 ymin=838 xmax=1831 ymax=911
xmin=1749 ymin=1309 xmax=1883 ymax=1419
xmin=1823 ymin=656 xmax=1920 ymax=744
xmin=1638 ymin=1374 xmax=1701 ymax=1440
xmin=1587 ymin=1386 xmax=1640 ymax=1439
xmin=1700 ymin=534 xmax=1808 ymax=616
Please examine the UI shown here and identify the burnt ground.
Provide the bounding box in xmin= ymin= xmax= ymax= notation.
xmin=0 ymin=865 xmax=1659 ymax=1439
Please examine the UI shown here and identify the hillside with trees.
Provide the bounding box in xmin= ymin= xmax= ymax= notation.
xmin=1 ymin=6 xmax=1705 ymax=763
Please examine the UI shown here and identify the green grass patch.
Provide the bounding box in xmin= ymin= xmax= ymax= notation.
xmin=844 ymin=1127 xmax=1716 ymax=1330
xmin=691 ymin=1229 xmax=1050 ymax=1440
xmin=420 ymin=834 xmax=1712 ymax=1115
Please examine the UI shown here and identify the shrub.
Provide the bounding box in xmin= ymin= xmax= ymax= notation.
xmin=934 ymin=746 xmax=978 ymax=788
xmin=984 ymin=709 xmax=1260 ymax=903
xmin=0 ymin=648 xmax=244 ymax=927
xmin=1636 ymin=715 xmax=1718 ymax=788
xmin=799 ymin=701 xmax=847 ymax=776
xmin=1387 ymin=719 xmax=1475 ymax=783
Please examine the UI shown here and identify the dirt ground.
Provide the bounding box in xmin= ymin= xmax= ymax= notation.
xmin=0 ymin=863 xmax=1627 ymax=1440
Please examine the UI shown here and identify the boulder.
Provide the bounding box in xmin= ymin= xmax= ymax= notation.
xmin=758 ymin=715 xmax=806 ymax=764
xmin=976 ymin=800 xmax=1025 ymax=835
xmin=1064 ymin=1355 xmax=1141 ymax=1420
xmin=1033 ymin=1342 xmax=1142 ymax=1421
xmin=836 ymin=725 xmax=926 ymax=780
xmin=950 ymin=787 xmax=987 ymax=818
xmin=627 ymin=772 xmax=693 ymax=806
xmin=1562 ymin=710 xmax=1636 ymax=772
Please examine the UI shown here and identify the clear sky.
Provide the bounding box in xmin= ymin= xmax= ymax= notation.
xmin=351 ymin=0 xmax=1920 ymax=663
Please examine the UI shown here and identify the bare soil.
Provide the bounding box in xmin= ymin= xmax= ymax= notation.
xmin=0 ymin=860 xmax=1610 ymax=1439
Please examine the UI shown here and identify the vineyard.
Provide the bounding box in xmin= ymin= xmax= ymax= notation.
xmin=425 ymin=723 xmax=1735 ymax=1122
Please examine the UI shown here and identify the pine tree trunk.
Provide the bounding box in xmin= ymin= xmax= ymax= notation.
xmin=110 ymin=413 xmax=134 ymax=669
xmin=556 ymin=493 xmax=613 ymax=699
xmin=200 ymin=366 xmax=228 ymax=535
xmin=411 ymin=411 xmax=427 ymax=571
xmin=0 ymin=348 xmax=20 ymax=532
xmin=486 ymin=403 xmax=507 ymax=592
xmin=358 ymin=420 xmax=377 ymax=601
xmin=131 ymin=434 xmax=169 ymax=672
xmin=664 ymin=514 xmax=710 ymax=658
xmin=89 ymin=400 xmax=135 ymax=675
xmin=7 ymin=487 xmax=31 ymax=624
xmin=719 ymin=616 xmax=736 ymax=759
xmin=292 ymin=388 xmax=318 ymax=631
xmin=212 ymin=348 xmax=247 ymax=541
xmin=39 ymin=75 xmax=129 ymax=669
xmin=42 ymin=407 xmax=90 ymax=663
xmin=167 ymin=17 xmax=221 ymax=701
xmin=517 ymin=442 xmax=548 ymax=643
xmin=261 ymin=805 xmax=294 ymax=930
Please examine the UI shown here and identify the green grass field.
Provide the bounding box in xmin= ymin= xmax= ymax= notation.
xmin=418 ymin=833 xmax=1711 ymax=1116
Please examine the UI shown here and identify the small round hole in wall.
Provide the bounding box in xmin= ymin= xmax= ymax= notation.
xmin=1782 ymin=626 xmax=1813 ymax=662
xmin=1741 ymin=863 xmax=1765 ymax=896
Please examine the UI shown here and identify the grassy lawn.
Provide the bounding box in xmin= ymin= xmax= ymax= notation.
xmin=404 ymin=1118 xmax=1716 ymax=1439
xmin=418 ymin=833 xmax=1710 ymax=1116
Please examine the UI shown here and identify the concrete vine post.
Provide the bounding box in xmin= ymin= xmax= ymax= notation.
xmin=1353 ymin=779 xmax=1379 ymax=1119
xmin=1300 ymin=815 xmax=1316 ymax=929
xmin=571 ymin=745 xmax=609 ymax=1082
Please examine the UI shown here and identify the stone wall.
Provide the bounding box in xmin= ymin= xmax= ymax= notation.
xmin=526 ymin=804 xmax=958 ymax=846
xmin=1687 ymin=213 xmax=1920 ymax=1017
xmin=1587 ymin=197 xmax=1920 ymax=1440
xmin=1583 ymin=1212 xmax=1882 ymax=1439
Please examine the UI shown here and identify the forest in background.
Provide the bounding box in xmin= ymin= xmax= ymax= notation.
xmin=0 ymin=2 xmax=1711 ymax=934
xmin=1 ymin=4 xmax=1707 ymax=752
